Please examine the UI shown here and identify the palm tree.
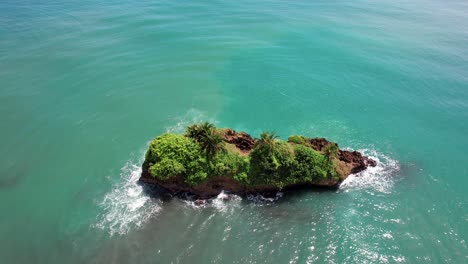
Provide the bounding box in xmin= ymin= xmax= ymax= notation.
xmin=199 ymin=121 xmax=215 ymax=134
xmin=185 ymin=124 xmax=200 ymax=140
xmin=199 ymin=132 xmax=226 ymax=163
xmin=258 ymin=131 xmax=278 ymax=153
xmin=186 ymin=121 xmax=225 ymax=163
xmin=185 ymin=121 xmax=215 ymax=142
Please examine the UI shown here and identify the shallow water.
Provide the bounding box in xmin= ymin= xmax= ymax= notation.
xmin=1 ymin=0 xmax=467 ymax=263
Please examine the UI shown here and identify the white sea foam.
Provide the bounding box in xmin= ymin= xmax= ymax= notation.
xmin=184 ymin=191 xmax=242 ymax=212
xmin=95 ymin=109 xmax=217 ymax=235
xmin=339 ymin=149 xmax=399 ymax=194
xmin=211 ymin=191 xmax=230 ymax=211
xmin=95 ymin=159 xmax=161 ymax=236
xmin=212 ymin=191 xmax=242 ymax=211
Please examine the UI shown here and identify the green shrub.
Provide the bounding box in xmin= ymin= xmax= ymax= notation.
xmin=187 ymin=171 xmax=208 ymax=185
xmin=291 ymin=144 xmax=335 ymax=182
xmin=212 ymin=152 xmax=249 ymax=180
xmin=149 ymin=158 xmax=185 ymax=180
xmin=233 ymin=172 xmax=248 ymax=183
xmin=249 ymin=139 xmax=336 ymax=188
xmin=249 ymin=140 xmax=295 ymax=187
xmin=144 ymin=133 xmax=207 ymax=185
xmin=288 ymin=135 xmax=308 ymax=145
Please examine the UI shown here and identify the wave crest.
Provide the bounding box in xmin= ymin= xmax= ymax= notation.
xmin=339 ymin=149 xmax=399 ymax=194
xmin=95 ymin=159 xmax=161 ymax=236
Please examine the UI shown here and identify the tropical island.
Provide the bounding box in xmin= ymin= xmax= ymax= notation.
xmin=140 ymin=122 xmax=376 ymax=199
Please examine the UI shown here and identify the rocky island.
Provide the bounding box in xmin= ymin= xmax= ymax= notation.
xmin=140 ymin=122 xmax=376 ymax=199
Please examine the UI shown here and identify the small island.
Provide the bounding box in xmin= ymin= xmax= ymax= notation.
xmin=140 ymin=122 xmax=376 ymax=199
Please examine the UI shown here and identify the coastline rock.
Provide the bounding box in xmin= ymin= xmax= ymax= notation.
xmin=223 ymin=129 xmax=256 ymax=153
xmin=308 ymin=137 xmax=377 ymax=174
xmin=140 ymin=129 xmax=377 ymax=199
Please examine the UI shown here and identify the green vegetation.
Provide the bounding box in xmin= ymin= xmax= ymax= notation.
xmin=287 ymin=135 xmax=308 ymax=145
xmin=185 ymin=122 xmax=215 ymax=142
xmin=143 ymin=122 xmax=339 ymax=188
xmin=323 ymin=143 xmax=339 ymax=160
xmin=143 ymin=133 xmax=208 ymax=185
xmin=186 ymin=122 xmax=226 ymax=164
xmin=250 ymin=139 xmax=295 ymax=188
xmin=291 ymin=144 xmax=337 ymax=182
xmin=212 ymin=152 xmax=250 ymax=183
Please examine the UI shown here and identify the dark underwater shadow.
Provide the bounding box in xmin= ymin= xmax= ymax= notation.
xmin=0 ymin=165 xmax=29 ymax=190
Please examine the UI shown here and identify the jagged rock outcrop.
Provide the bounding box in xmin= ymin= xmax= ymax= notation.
xmin=308 ymin=137 xmax=377 ymax=174
xmin=223 ymin=129 xmax=256 ymax=153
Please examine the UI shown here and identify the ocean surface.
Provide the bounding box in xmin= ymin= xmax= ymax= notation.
xmin=1 ymin=0 xmax=467 ymax=263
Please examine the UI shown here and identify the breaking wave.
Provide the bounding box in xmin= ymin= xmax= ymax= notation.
xmin=95 ymin=158 xmax=161 ymax=236
xmin=339 ymin=149 xmax=400 ymax=194
xmin=95 ymin=109 xmax=215 ymax=235
xmin=184 ymin=191 xmax=243 ymax=212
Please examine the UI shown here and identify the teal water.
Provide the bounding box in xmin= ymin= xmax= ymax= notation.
xmin=1 ymin=0 xmax=467 ymax=263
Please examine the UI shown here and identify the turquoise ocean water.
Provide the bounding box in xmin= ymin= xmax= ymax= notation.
xmin=1 ymin=0 xmax=467 ymax=263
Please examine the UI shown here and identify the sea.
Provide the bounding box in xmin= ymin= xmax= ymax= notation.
xmin=0 ymin=0 xmax=467 ymax=263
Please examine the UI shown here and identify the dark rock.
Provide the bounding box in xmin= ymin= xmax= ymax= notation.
xmin=308 ymin=137 xmax=377 ymax=175
xmin=194 ymin=199 xmax=205 ymax=205
xmin=309 ymin=137 xmax=332 ymax=151
xmin=223 ymin=129 xmax=256 ymax=152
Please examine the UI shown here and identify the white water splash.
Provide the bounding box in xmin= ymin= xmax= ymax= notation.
xmin=95 ymin=109 xmax=219 ymax=235
xmin=95 ymin=160 xmax=161 ymax=236
xmin=95 ymin=109 xmax=217 ymax=235
xmin=212 ymin=191 xmax=242 ymax=211
xmin=184 ymin=191 xmax=242 ymax=212
xmin=339 ymin=149 xmax=399 ymax=194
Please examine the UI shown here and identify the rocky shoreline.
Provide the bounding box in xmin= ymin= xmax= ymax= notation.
xmin=140 ymin=129 xmax=376 ymax=199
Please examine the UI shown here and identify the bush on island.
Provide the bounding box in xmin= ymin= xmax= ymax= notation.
xmin=144 ymin=122 xmax=339 ymax=188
